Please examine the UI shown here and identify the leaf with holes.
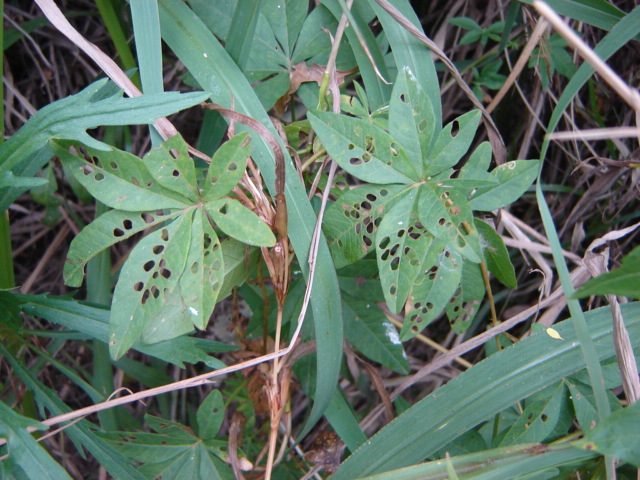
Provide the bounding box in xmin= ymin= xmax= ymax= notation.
xmin=141 ymin=210 xmax=224 ymax=343
xmin=389 ymin=66 xmax=437 ymax=177
xmin=308 ymin=110 xmax=419 ymax=184
xmin=110 ymin=212 xmax=192 ymax=359
xmin=418 ymin=183 xmax=482 ymax=263
xmin=64 ymin=209 xmax=181 ymax=287
xmin=313 ymin=67 xmax=533 ymax=340
xmin=202 ymin=133 xmax=251 ymax=201
xmin=99 ymin=414 xmax=233 ymax=480
xmin=323 ymin=184 xmax=408 ymax=269
xmin=56 ymin=132 xmax=276 ymax=359
xmin=144 ymin=135 xmax=199 ymax=202
xmin=197 ymin=390 xmax=225 ymax=440
xmin=469 ymin=159 xmax=540 ymax=212
xmin=446 ymin=261 xmax=485 ymax=334
xmin=475 ymin=218 xmax=517 ymax=288
xmin=205 ymin=198 xmax=275 ymax=247
xmin=499 ymin=382 xmax=571 ymax=446
xmin=51 ymin=139 xmax=189 ymax=211
xmin=425 ymin=110 xmax=481 ymax=177
xmin=401 ymin=246 xmax=463 ymax=340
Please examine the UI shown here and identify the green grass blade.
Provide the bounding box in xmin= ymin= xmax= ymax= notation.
xmin=369 ymin=0 xmax=442 ymax=130
xmin=225 ymin=0 xmax=262 ymax=71
xmin=330 ymin=302 xmax=640 ymax=478
xmin=357 ymin=442 xmax=596 ymax=480
xmin=95 ymin=0 xmax=138 ymax=81
xmin=519 ymin=0 xmax=625 ymax=32
xmin=87 ymin=202 xmax=118 ymax=431
xmin=130 ymin=0 xmax=164 ymax=145
xmin=324 ymin=0 xmax=392 ymax=110
xmin=158 ymin=0 xmax=343 ymax=436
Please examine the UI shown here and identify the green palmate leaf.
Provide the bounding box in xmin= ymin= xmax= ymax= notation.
xmin=574 ymin=245 xmax=640 ymax=299
xmin=340 ymin=276 xmax=409 ymax=374
xmin=202 ymin=132 xmax=251 ymax=201
xmin=389 ymin=66 xmax=437 ymax=176
xmin=0 ymin=402 xmax=72 ymax=480
xmin=308 ymin=110 xmax=419 ymax=184
xmin=110 ymin=212 xmax=193 ymax=358
xmin=475 ymin=218 xmax=517 ymax=288
xmin=499 ymin=383 xmax=571 ymax=446
xmin=574 ymin=400 xmax=640 ymax=467
xmin=468 ymin=159 xmax=539 ymax=212
xmin=445 ymin=260 xmax=485 ymax=334
xmin=425 ymin=110 xmax=481 ymax=177
xmin=51 ymin=139 xmax=189 ymax=211
xmin=100 ymin=415 xmax=233 ymax=480
xmin=205 ymin=198 xmax=275 ymax=247
xmin=197 ymin=390 xmax=225 ymax=440
xmin=324 ymin=184 xmax=408 ymax=268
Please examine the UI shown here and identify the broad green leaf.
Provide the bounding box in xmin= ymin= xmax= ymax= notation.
xmin=110 ymin=212 xmax=192 ymax=359
xmin=425 ymin=110 xmax=481 ymax=176
xmin=574 ymin=400 xmax=640 ymax=467
xmin=418 ymin=183 xmax=482 ymax=263
xmin=64 ymin=209 xmax=181 ymax=287
xmin=330 ymin=301 xmax=640 ymax=479
xmin=18 ymin=293 xmax=232 ymax=369
xmin=202 ymin=132 xmax=251 ymax=201
xmin=205 ymin=198 xmax=275 ymax=247
xmin=446 ymin=260 xmax=485 ymax=334
xmin=0 ymin=78 xmax=208 ymax=212
xmin=574 ymin=245 xmax=640 ymax=299
xmin=51 ymin=139 xmax=189 ymax=211
xmin=469 ymin=160 xmax=539 ymax=212
xmin=0 ymin=402 xmax=72 ymax=480
xmin=475 ymin=218 xmax=517 ymax=288
xmin=401 ymin=245 xmax=462 ymax=340
xmin=308 ymin=110 xmax=419 ymax=184
xmin=100 ymin=415 xmax=233 ymax=479
xmin=499 ymin=383 xmax=571 ymax=446
xmin=197 ymin=390 xmax=225 ymax=440
xmin=389 ymin=66 xmax=437 ymax=178
xmin=323 ymin=184 xmax=408 ymax=268
xmin=340 ymin=277 xmax=409 ymax=374
xmin=144 ymin=135 xmax=199 ymax=201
